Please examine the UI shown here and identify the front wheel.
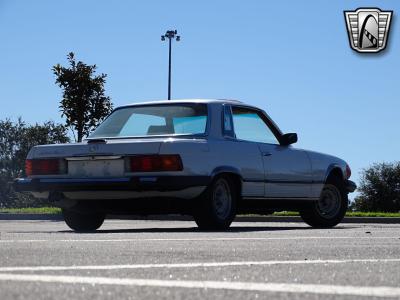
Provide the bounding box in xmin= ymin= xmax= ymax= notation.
xmin=62 ymin=209 xmax=105 ymax=232
xmin=193 ymin=176 xmax=237 ymax=231
xmin=300 ymin=180 xmax=348 ymax=228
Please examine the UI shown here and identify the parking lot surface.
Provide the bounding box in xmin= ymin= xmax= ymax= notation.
xmin=0 ymin=219 xmax=399 ymax=299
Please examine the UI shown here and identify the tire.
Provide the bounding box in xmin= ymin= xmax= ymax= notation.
xmin=193 ymin=176 xmax=237 ymax=231
xmin=62 ymin=208 xmax=105 ymax=232
xmin=300 ymin=177 xmax=348 ymax=228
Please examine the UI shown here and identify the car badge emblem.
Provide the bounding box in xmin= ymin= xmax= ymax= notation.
xmin=344 ymin=8 xmax=393 ymax=53
xmin=88 ymin=144 xmax=99 ymax=154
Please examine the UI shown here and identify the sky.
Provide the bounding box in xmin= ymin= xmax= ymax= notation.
xmin=0 ymin=0 xmax=399 ymax=191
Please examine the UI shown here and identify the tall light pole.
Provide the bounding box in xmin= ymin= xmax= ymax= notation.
xmin=161 ymin=30 xmax=180 ymax=100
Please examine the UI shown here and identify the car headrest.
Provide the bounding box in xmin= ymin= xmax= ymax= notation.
xmin=147 ymin=125 xmax=172 ymax=135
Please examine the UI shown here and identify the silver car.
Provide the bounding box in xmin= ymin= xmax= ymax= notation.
xmin=15 ymin=99 xmax=356 ymax=231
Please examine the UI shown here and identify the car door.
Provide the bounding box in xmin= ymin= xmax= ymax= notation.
xmin=231 ymin=106 xmax=312 ymax=199
xmin=218 ymin=104 xmax=265 ymax=197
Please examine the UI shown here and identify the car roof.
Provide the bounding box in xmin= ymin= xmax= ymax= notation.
xmin=118 ymin=98 xmax=250 ymax=108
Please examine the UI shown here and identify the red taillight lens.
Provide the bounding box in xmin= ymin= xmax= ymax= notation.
xmin=346 ymin=164 xmax=352 ymax=179
xmin=25 ymin=159 xmax=61 ymax=176
xmin=130 ymin=155 xmax=183 ymax=172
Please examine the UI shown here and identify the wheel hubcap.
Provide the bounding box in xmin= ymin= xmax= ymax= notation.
xmin=316 ymin=185 xmax=341 ymax=219
xmin=213 ymin=179 xmax=232 ymax=220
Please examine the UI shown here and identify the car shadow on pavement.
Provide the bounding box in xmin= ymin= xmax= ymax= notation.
xmin=54 ymin=225 xmax=351 ymax=234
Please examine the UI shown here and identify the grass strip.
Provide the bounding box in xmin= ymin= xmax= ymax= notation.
xmin=273 ymin=211 xmax=400 ymax=217
xmin=0 ymin=207 xmax=61 ymax=214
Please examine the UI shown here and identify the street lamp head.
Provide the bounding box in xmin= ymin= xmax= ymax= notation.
xmin=162 ymin=30 xmax=180 ymax=40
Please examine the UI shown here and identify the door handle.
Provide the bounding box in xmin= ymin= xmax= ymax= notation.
xmin=262 ymin=152 xmax=272 ymax=157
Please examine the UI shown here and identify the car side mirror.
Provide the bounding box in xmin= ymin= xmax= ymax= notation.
xmin=281 ymin=133 xmax=298 ymax=146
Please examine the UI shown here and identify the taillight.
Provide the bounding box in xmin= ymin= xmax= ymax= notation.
xmin=25 ymin=159 xmax=63 ymax=176
xmin=345 ymin=164 xmax=352 ymax=179
xmin=129 ymin=155 xmax=183 ymax=172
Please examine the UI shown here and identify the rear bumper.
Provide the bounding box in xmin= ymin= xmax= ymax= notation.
xmin=14 ymin=176 xmax=211 ymax=193
xmin=345 ymin=179 xmax=357 ymax=193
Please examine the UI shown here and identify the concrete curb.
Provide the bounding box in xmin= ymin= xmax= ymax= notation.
xmin=0 ymin=214 xmax=63 ymax=221
xmin=0 ymin=213 xmax=399 ymax=223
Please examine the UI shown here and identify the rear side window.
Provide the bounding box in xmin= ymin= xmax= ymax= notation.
xmin=89 ymin=104 xmax=208 ymax=138
xmin=231 ymin=106 xmax=279 ymax=144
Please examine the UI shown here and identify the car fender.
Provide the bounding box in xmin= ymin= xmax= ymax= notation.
xmin=210 ymin=166 xmax=242 ymax=181
xmin=324 ymin=163 xmax=346 ymax=183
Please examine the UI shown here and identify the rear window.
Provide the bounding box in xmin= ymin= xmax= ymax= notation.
xmin=89 ymin=104 xmax=208 ymax=138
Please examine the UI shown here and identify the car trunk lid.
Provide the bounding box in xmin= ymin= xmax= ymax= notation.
xmin=32 ymin=138 xmax=163 ymax=159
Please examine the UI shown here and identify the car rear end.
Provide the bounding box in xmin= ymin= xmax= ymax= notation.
xmin=14 ymin=102 xmax=211 ymax=212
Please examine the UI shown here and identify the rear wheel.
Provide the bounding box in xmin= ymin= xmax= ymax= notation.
xmin=300 ymin=178 xmax=348 ymax=228
xmin=62 ymin=208 xmax=105 ymax=232
xmin=193 ymin=176 xmax=237 ymax=230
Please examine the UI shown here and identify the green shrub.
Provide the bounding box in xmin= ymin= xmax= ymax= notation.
xmin=0 ymin=119 xmax=69 ymax=208
xmin=352 ymin=162 xmax=400 ymax=212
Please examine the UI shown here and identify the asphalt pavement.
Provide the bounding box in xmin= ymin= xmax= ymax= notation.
xmin=0 ymin=219 xmax=399 ymax=300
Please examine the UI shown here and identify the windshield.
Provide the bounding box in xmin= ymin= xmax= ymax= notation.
xmin=89 ymin=103 xmax=208 ymax=139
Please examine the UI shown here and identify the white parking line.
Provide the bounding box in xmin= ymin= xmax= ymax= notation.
xmin=0 ymin=273 xmax=399 ymax=297
xmin=0 ymin=258 xmax=399 ymax=272
xmin=0 ymin=236 xmax=398 ymax=243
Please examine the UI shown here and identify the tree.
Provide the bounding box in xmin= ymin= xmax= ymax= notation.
xmin=0 ymin=118 xmax=26 ymax=180
xmin=53 ymin=52 xmax=113 ymax=142
xmin=0 ymin=119 xmax=69 ymax=207
xmin=352 ymin=162 xmax=400 ymax=212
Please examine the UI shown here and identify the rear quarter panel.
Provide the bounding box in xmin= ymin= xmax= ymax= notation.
xmin=159 ymin=139 xmax=265 ymax=197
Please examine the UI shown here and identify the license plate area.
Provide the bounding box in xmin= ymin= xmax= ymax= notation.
xmin=68 ymin=159 xmax=124 ymax=177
